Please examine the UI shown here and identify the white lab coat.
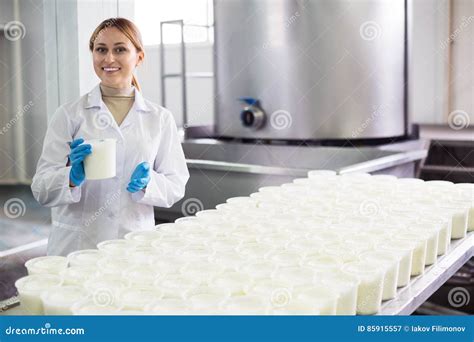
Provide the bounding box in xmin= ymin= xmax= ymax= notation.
xmin=31 ymin=84 xmax=189 ymax=256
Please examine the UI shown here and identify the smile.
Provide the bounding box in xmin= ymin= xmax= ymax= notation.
xmin=102 ymin=67 xmax=121 ymax=73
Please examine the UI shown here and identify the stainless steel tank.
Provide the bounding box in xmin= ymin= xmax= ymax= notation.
xmin=214 ymin=0 xmax=406 ymax=140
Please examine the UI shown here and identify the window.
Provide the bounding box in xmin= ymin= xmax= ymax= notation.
xmin=134 ymin=0 xmax=213 ymax=45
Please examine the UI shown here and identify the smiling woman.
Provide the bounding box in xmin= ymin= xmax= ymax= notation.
xmin=30 ymin=17 xmax=190 ymax=256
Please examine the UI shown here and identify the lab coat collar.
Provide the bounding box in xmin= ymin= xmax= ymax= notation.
xmin=85 ymin=83 xmax=151 ymax=112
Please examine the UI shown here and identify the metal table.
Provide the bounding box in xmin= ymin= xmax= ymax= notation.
xmin=379 ymin=232 xmax=474 ymax=315
xmin=2 ymin=233 xmax=473 ymax=316
xmin=156 ymin=139 xmax=427 ymax=221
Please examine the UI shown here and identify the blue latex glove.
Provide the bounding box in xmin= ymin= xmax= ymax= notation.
xmin=127 ymin=162 xmax=150 ymax=193
xmin=69 ymin=138 xmax=92 ymax=187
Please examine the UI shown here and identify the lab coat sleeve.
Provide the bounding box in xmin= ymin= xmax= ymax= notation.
xmin=132 ymin=110 xmax=190 ymax=208
xmin=31 ymin=106 xmax=82 ymax=207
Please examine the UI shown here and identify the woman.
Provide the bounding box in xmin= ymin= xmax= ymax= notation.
xmin=31 ymin=18 xmax=189 ymax=256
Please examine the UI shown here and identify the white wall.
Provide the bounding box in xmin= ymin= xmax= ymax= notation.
xmin=450 ymin=0 xmax=474 ymax=126
xmin=406 ymin=0 xmax=473 ymax=127
xmin=408 ymin=0 xmax=450 ymax=125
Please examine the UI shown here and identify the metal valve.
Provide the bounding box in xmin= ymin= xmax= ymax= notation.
xmin=238 ymin=98 xmax=266 ymax=130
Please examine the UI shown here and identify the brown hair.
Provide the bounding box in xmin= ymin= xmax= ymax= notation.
xmin=89 ymin=18 xmax=144 ymax=91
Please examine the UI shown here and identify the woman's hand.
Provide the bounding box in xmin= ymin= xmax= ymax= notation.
xmin=127 ymin=162 xmax=150 ymax=193
xmin=68 ymin=138 xmax=92 ymax=187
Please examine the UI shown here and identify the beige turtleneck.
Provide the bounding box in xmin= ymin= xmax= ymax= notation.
xmin=100 ymin=83 xmax=135 ymax=126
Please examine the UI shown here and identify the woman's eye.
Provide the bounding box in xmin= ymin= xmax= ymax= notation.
xmin=115 ymin=47 xmax=126 ymax=53
xmin=95 ymin=47 xmax=106 ymax=53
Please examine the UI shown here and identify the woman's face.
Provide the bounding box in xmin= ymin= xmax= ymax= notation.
xmin=92 ymin=27 xmax=144 ymax=88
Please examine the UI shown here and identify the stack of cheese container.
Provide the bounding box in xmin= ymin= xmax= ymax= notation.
xmin=16 ymin=171 xmax=473 ymax=315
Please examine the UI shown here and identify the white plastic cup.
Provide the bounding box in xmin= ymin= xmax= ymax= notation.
xmin=25 ymin=256 xmax=68 ymax=276
xmin=83 ymin=138 xmax=116 ymax=180
xmin=407 ymin=224 xmax=440 ymax=265
xmin=84 ymin=274 xmax=130 ymax=307
xmin=71 ymin=299 xmax=122 ymax=315
xmin=15 ymin=274 xmax=62 ymax=315
xmin=60 ymin=266 xmax=99 ymax=286
xmin=438 ymin=205 xmax=469 ymax=239
xmin=417 ymin=215 xmax=452 ymax=256
xmin=41 ymin=285 xmax=88 ymax=315
xmin=265 ymin=250 xmax=303 ymax=267
xmin=376 ymin=241 xmax=413 ymax=287
xmin=246 ymin=279 xmax=293 ymax=301
xmin=222 ymin=295 xmax=269 ymax=315
xmin=149 ymin=255 xmax=189 ymax=276
xmin=237 ymin=242 xmax=274 ymax=260
xmin=67 ymin=249 xmax=104 ymax=267
xmin=144 ymin=298 xmax=191 ymax=315
xmin=454 ymin=183 xmax=474 ymax=231
xmin=270 ymin=299 xmax=321 ymax=315
xmin=179 ymin=262 xmax=223 ymax=284
xmin=126 ymin=246 xmax=163 ymax=264
xmin=359 ymin=251 xmax=400 ymax=300
xmin=322 ymin=243 xmax=360 ymax=264
xmin=124 ymin=230 xmax=167 ymax=246
xmin=177 ymin=245 xmax=215 ymax=260
xmin=342 ymin=261 xmax=385 ymax=315
xmin=210 ymin=237 xmax=242 ymax=252
xmin=185 ymin=286 xmax=230 ymax=313
xmin=97 ymin=256 xmax=135 ymax=276
xmin=154 ymin=274 xmax=198 ymax=299
xmin=293 ymin=285 xmax=339 ymax=315
xmin=151 ymin=237 xmax=189 ymax=254
xmin=301 ymin=254 xmax=342 ymax=272
xmin=318 ymin=271 xmax=359 ymax=315
xmin=97 ymin=239 xmax=138 ymax=256
xmin=122 ymin=265 xmax=160 ymax=287
xmin=391 ymin=234 xmax=427 ymax=276
xmin=211 ymin=251 xmax=248 ymax=271
xmin=117 ymin=287 xmax=164 ymax=311
xmin=238 ymin=261 xmax=278 ymax=281
xmin=211 ymin=271 xmax=252 ymax=296
xmin=226 ymin=196 xmax=258 ymax=207
xmin=272 ymin=266 xmax=315 ymax=287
